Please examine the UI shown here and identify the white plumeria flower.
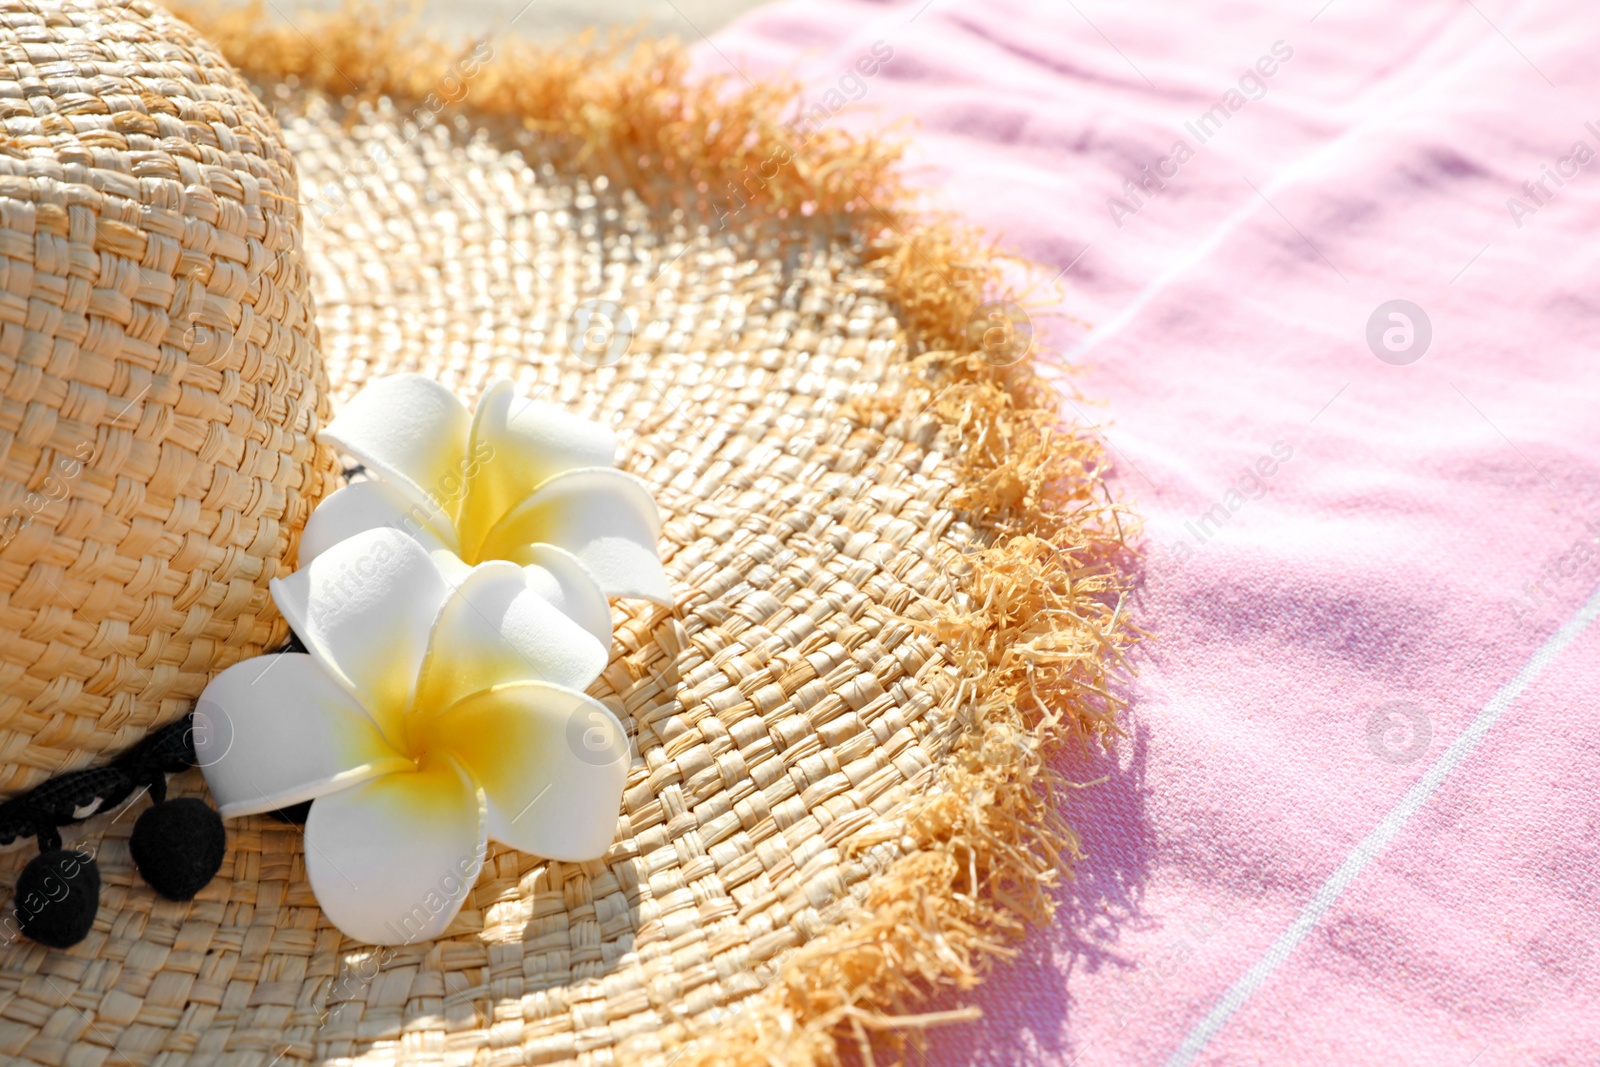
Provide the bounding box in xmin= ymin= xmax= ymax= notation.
xmin=301 ymin=373 xmax=671 ymax=649
xmin=195 ymin=527 xmax=631 ymax=946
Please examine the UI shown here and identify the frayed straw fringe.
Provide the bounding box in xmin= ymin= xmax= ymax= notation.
xmin=166 ymin=3 xmax=1140 ymax=1061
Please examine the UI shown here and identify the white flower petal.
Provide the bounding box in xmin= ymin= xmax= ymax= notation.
xmin=413 ymin=561 xmax=608 ymax=716
xmin=478 ymin=469 xmax=671 ymax=603
xmin=196 ymin=654 xmax=411 ymax=818
xmin=299 ymin=480 xmax=458 ymax=566
xmin=428 ymin=546 xmax=475 ymax=586
xmin=271 ymin=528 xmax=449 ymax=734
xmin=516 ymin=544 xmax=613 ymax=650
xmin=303 ymin=754 xmax=487 ymax=946
xmin=426 ymin=683 xmax=628 ymax=861
xmin=456 ymin=379 xmax=617 ymax=556
xmin=321 ymin=374 xmax=474 ymax=513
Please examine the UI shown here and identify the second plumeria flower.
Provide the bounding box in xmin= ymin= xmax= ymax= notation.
xmin=302 ymin=374 xmax=670 ymax=645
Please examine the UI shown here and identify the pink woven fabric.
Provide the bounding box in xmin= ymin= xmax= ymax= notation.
xmin=703 ymin=2 xmax=1600 ymax=1064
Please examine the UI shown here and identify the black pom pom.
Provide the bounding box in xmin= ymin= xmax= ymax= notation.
xmin=14 ymin=849 xmax=100 ymax=948
xmin=267 ymin=800 xmax=312 ymax=824
xmin=130 ymin=798 xmax=226 ymax=901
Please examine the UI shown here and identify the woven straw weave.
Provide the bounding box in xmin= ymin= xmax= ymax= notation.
xmin=0 ymin=83 xmax=990 ymax=1064
xmin=0 ymin=3 xmax=1139 ymax=1061
xmin=0 ymin=0 xmax=338 ymax=797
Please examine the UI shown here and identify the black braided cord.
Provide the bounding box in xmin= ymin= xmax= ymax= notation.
xmin=0 ymin=717 xmax=198 ymax=851
xmin=0 ymin=633 xmax=307 ymax=851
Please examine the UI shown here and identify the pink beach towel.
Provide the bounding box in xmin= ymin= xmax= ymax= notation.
xmin=702 ymin=2 xmax=1600 ymax=1064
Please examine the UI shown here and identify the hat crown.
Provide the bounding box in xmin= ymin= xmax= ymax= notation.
xmin=0 ymin=0 xmax=337 ymax=795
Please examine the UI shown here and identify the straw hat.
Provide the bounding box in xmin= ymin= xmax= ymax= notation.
xmin=0 ymin=0 xmax=339 ymax=798
xmin=0 ymin=2 xmax=1135 ymax=1064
